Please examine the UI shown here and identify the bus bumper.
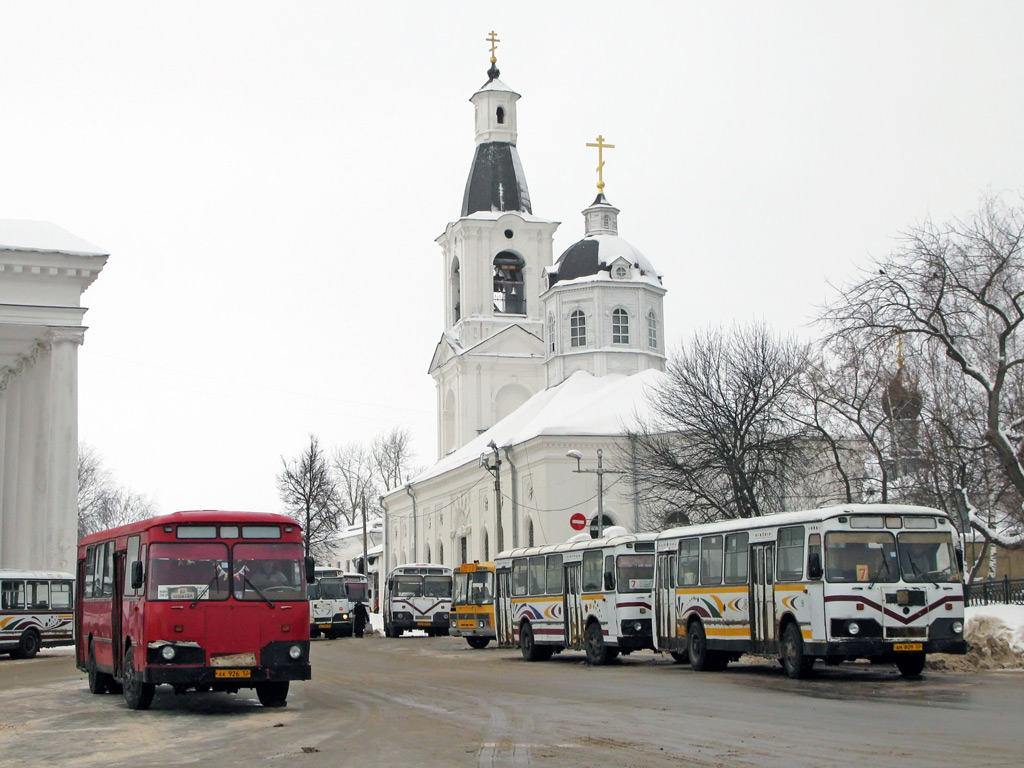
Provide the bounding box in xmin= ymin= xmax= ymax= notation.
xmin=804 ymin=638 xmax=968 ymax=658
xmin=143 ymin=640 xmax=312 ymax=684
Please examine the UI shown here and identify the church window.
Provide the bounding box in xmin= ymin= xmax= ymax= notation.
xmin=438 ymin=542 xmax=444 ymax=565
xmin=602 ymin=214 xmax=609 ymax=228
xmin=528 ymin=519 xmax=535 ymax=547
xmin=460 ymin=536 xmax=468 ymax=565
xmin=496 ymin=106 xmax=505 ymax=124
xmin=647 ymin=310 xmax=658 ymax=349
xmin=483 ymin=529 xmax=490 ymax=561
xmin=451 ymin=257 xmax=461 ymax=324
xmin=493 ymin=251 xmax=525 ymax=314
xmin=548 ymin=313 xmax=556 ymax=353
xmin=425 ymin=545 xmax=431 ymax=562
xmin=612 ymin=308 xmax=629 ymax=344
xmin=570 ymin=310 xmax=587 ymax=348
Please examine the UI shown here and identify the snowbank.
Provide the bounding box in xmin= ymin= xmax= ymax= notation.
xmin=927 ymin=605 xmax=1024 ymax=672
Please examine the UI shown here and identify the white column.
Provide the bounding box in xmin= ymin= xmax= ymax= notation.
xmin=0 ymin=382 xmax=6 ymax=562
xmin=46 ymin=330 xmax=84 ymax=574
xmin=1 ymin=376 xmax=21 ymax=567
xmin=26 ymin=347 xmax=52 ymax=568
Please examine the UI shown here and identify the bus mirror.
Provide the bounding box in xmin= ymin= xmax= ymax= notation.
xmin=130 ymin=561 xmax=144 ymax=590
xmin=807 ymin=553 xmax=823 ymax=580
xmin=604 ymin=572 xmax=615 ymax=591
xmin=305 ymin=556 xmax=316 ymax=583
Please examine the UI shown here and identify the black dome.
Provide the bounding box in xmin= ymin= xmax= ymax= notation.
xmin=461 ymin=142 xmax=532 ymax=217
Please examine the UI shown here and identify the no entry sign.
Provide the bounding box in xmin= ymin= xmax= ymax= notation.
xmin=570 ymin=512 xmax=587 ymax=531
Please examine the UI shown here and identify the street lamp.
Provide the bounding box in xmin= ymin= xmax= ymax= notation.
xmin=480 ymin=440 xmax=503 ymax=552
xmin=566 ymin=448 xmax=621 ymax=539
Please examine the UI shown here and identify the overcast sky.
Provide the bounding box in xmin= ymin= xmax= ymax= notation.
xmin=2 ymin=1 xmax=1022 ymax=516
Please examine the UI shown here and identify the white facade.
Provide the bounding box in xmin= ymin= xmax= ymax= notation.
xmin=0 ymin=221 xmax=107 ymax=573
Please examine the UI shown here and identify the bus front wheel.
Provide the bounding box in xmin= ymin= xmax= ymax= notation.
xmin=122 ymin=647 xmax=155 ymax=710
xmin=87 ymin=646 xmax=114 ymax=694
xmin=895 ymin=652 xmax=926 ymax=679
xmin=584 ymin=622 xmax=617 ymax=666
xmin=781 ymin=622 xmax=813 ymax=679
xmin=466 ymin=637 xmax=490 ymax=649
xmin=256 ymin=681 xmax=290 ymax=708
xmin=519 ymin=622 xmax=551 ymax=662
xmin=688 ymin=621 xmax=726 ymax=672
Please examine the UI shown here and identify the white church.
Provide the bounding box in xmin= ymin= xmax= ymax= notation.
xmin=380 ymin=51 xmax=669 ymax=570
xmin=0 ymin=221 xmax=107 ymax=573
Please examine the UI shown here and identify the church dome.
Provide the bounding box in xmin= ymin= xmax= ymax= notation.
xmin=881 ymin=367 xmax=924 ymax=420
xmin=548 ymin=194 xmax=660 ymax=287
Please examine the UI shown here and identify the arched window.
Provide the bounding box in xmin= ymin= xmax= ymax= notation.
xmin=589 ymin=514 xmax=616 ymax=539
xmin=647 ymin=310 xmax=658 ymax=349
xmin=425 ymin=545 xmax=431 ymax=563
xmin=570 ymin=309 xmax=587 ymax=348
xmin=493 ymin=251 xmax=525 ymax=314
xmin=547 ymin=313 xmax=556 ymax=353
xmin=496 ymin=106 xmax=505 ymax=124
xmin=483 ymin=529 xmax=489 ymax=561
xmin=612 ymin=308 xmax=629 ymax=344
xmin=528 ymin=518 xmax=535 ymax=547
xmin=450 ymin=257 xmax=461 ymax=323
xmin=437 ymin=542 xmax=444 ymax=565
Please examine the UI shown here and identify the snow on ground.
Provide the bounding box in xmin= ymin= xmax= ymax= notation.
xmin=927 ymin=605 xmax=1024 ymax=672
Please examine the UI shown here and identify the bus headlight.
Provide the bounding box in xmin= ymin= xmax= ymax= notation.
xmin=847 ymin=621 xmax=860 ymax=636
xmin=634 ymin=622 xmax=643 ymax=632
xmin=288 ymin=645 xmax=302 ymax=660
xmin=161 ymin=645 xmax=177 ymax=661
xmin=952 ymin=621 xmax=963 ymax=634
xmin=342 ymin=613 xmax=350 ymax=620
xmin=478 ymin=620 xmax=485 ymax=629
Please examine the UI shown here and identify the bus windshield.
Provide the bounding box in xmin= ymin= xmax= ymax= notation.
xmin=825 ymin=532 xmax=898 ymax=583
xmin=346 ymin=582 xmax=368 ymax=602
xmin=898 ymin=532 xmax=961 ymax=583
xmin=232 ymin=542 xmax=306 ymax=601
xmin=453 ymin=571 xmax=493 ymax=606
xmin=423 ymin=575 xmax=452 ymax=598
xmin=148 ymin=543 xmax=230 ymax=601
xmin=394 ymin=576 xmax=422 ymax=597
xmin=318 ymin=578 xmax=347 ymax=599
xmin=616 ymin=554 xmax=654 ymax=593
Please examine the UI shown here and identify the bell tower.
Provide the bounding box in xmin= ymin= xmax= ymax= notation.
xmin=428 ymin=34 xmax=559 ymax=457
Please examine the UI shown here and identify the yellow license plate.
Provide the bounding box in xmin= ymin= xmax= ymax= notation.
xmin=894 ymin=643 xmax=923 ymax=652
xmin=458 ymin=620 xmax=476 ymax=629
xmin=214 ymin=669 xmax=251 ymax=679
xmin=318 ymin=624 xmax=332 ymax=629
xmin=417 ymin=621 xmax=431 ymax=627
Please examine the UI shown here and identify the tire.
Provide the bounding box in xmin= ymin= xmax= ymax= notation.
xmin=895 ymin=652 xmax=926 ymax=679
xmin=781 ymin=622 xmax=813 ymax=679
xmin=687 ymin=621 xmax=713 ymax=672
xmin=256 ymin=681 xmax=289 ymax=708
xmin=10 ymin=630 xmax=40 ymax=660
xmin=87 ymin=647 xmax=112 ymax=695
xmin=519 ymin=622 xmax=552 ymax=662
xmin=310 ymin=627 xmax=322 ymax=639
xmin=584 ymin=622 xmax=617 ymax=666
xmin=466 ymin=637 xmax=491 ymax=649
xmin=122 ymin=647 xmax=155 ymax=710
xmin=670 ymin=651 xmax=689 ymax=664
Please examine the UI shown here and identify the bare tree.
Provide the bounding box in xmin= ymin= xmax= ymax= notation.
xmin=77 ymin=442 xmax=156 ymax=538
xmin=821 ymin=194 xmax=1024 ymax=548
xmin=629 ymin=323 xmax=807 ymax=527
xmin=333 ymin=441 xmax=380 ymax=527
xmin=277 ymin=435 xmax=341 ymax=559
xmin=371 ymin=426 xmax=415 ymax=493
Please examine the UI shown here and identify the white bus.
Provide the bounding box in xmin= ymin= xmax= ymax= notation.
xmin=383 ymin=564 xmax=452 ymax=638
xmin=494 ymin=530 xmax=657 ymax=665
xmin=1 ymin=569 xmax=75 ymax=659
xmin=652 ymin=504 xmax=968 ymax=678
xmin=308 ymin=568 xmax=369 ymax=639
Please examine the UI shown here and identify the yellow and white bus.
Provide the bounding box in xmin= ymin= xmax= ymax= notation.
xmin=652 ymin=504 xmax=967 ymax=678
xmin=383 ymin=564 xmax=452 ymax=638
xmin=494 ymin=530 xmax=657 ymax=665
xmin=450 ymin=561 xmax=495 ymax=648
xmin=1 ymin=569 xmax=75 ymax=659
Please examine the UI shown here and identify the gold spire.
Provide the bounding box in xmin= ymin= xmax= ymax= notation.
xmin=586 ymin=134 xmax=615 ymax=192
xmin=487 ymin=31 xmax=500 ymax=64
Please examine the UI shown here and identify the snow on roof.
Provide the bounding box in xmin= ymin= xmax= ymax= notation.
xmin=0 ymin=219 xmax=107 ymax=257
xmin=409 ymin=368 xmax=665 ymax=485
xmin=475 ymin=77 xmax=519 ymax=96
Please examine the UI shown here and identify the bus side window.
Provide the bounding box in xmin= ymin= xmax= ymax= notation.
xmin=85 ymin=545 xmax=96 ymax=598
xmin=545 ymin=555 xmax=563 ymax=594
xmin=51 ymin=581 xmax=72 ymax=609
xmin=668 ymin=554 xmax=677 ymax=588
xmin=512 ymin=559 xmax=529 ymax=596
xmin=1 ymin=580 xmax=23 ymax=610
xmin=528 ymin=556 xmax=545 ymax=596
xmin=604 ymin=555 xmax=616 ymax=591
xmin=807 ymin=534 xmax=823 ymax=580
xmin=28 ymin=580 xmax=49 ymax=609
xmin=582 ymin=550 xmax=603 ymax=592
xmin=724 ymin=533 xmax=749 ymax=584
xmin=700 ymin=535 xmax=723 ymax=585
xmin=677 ymin=539 xmax=699 ymax=586
xmin=125 ymin=535 xmax=141 ymax=597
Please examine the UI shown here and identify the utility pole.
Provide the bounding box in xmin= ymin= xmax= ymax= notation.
xmin=361 ymin=493 xmax=368 ymax=577
xmin=567 ymin=448 xmax=622 ymax=538
xmin=480 ymin=440 xmax=503 ymax=553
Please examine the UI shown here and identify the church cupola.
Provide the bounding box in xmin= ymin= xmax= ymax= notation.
xmin=462 ymin=32 xmax=532 ymax=216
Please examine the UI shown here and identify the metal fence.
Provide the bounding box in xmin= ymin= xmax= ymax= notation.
xmin=965 ymin=577 xmax=1024 ymax=606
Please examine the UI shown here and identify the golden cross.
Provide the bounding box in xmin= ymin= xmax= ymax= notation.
xmin=487 ymin=31 xmax=500 ymax=64
xmin=586 ymin=135 xmax=615 ymax=191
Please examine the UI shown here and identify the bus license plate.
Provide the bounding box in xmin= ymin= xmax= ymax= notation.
xmin=215 ymin=669 xmax=251 ymax=679
xmin=318 ymin=624 xmax=332 ymax=629
xmin=417 ymin=621 xmax=431 ymax=627
xmin=894 ymin=643 xmax=923 ymax=652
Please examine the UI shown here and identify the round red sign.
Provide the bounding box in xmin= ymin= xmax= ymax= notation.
xmin=569 ymin=512 xmax=587 ymax=531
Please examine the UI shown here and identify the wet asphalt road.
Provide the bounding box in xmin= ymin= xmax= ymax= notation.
xmin=1 ymin=636 xmax=1021 ymax=768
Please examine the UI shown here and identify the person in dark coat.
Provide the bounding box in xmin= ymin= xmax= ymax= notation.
xmin=352 ymin=600 xmax=370 ymax=638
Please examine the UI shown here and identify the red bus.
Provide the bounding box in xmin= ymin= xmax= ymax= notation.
xmin=75 ymin=510 xmax=314 ymax=710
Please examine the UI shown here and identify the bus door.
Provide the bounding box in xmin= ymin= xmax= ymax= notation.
xmin=563 ymin=559 xmax=584 ymax=649
xmin=112 ymin=550 xmax=126 ymax=676
xmin=495 ymin=567 xmax=514 ymax=647
xmin=749 ymin=543 xmax=776 ymax=654
xmin=655 ymin=551 xmax=675 ymax=648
